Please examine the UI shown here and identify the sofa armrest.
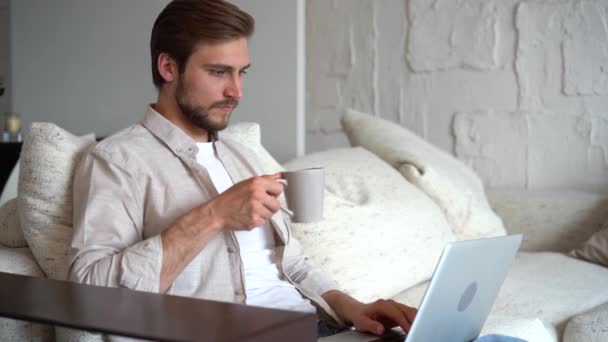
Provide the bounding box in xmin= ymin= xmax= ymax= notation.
xmin=486 ymin=189 xmax=608 ymax=252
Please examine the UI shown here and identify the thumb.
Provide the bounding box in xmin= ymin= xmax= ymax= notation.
xmin=354 ymin=316 xmax=384 ymax=336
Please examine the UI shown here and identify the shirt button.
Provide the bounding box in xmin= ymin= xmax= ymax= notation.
xmin=234 ymin=289 xmax=243 ymax=296
xmin=227 ymin=247 xmax=236 ymax=253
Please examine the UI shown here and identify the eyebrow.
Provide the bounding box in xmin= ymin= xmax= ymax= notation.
xmin=203 ymin=64 xmax=251 ymax=72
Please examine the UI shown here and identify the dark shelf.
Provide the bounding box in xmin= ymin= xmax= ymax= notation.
xmin=0 ymin=142 xmax=22 ymax=195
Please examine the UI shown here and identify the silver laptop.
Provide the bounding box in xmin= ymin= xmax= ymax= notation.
xmin=320 ymin=234 xmax=523 ymax=342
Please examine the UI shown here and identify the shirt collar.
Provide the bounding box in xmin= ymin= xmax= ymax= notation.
xmin=142 ymin=105 xmax=220 ymax=159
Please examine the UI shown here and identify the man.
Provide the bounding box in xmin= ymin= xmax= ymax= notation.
xmin=69 ymin=0 xmax=416 ymax=338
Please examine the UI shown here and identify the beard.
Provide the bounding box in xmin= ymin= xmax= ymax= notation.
xmin=175 ymin=78 xmax=239 ymax=134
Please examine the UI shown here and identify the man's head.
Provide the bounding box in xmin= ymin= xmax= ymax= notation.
xmin=151 ymin=0 xmax=254 ymax=135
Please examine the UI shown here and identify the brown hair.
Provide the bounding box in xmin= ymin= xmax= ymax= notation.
xmin=150 ymin=0 xmax=255 ymax=89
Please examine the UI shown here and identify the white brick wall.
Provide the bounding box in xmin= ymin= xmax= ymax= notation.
xmin=0 ymin=0 xmax=9 ymax=116
xmin=307 ymin=0 xmax=608 ymax=191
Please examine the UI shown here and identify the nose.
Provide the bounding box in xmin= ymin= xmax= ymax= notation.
xmin=224 ymin=74 xmax=243 ymax=99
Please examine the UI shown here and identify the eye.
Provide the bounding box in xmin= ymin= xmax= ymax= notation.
xmin=209 ymin=69 xmax=226 ymax=76
xmin=239 ymin=70 xmax=248 ymax=76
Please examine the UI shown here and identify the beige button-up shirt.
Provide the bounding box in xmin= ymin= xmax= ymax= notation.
xmin=68 ymin=106 xmax=342 ymax=324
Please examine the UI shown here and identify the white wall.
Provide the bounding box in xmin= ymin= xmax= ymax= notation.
xmin=10 ymin=0 xmax=303 ymax=162
xmin=11 ymin=0 xmax=166 ymax=138
xmin=0 ymin=0 xmax=9 ymax=115
xmin=230 ymin=0 xmax=304 ymax=161
xmin=307 ymin=0 xmax=608 ymax=192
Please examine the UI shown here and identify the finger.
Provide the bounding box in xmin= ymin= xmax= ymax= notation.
xmin=264 ymin=178 xmax=285 ymax=197
xmin=271 ymin=172 xmax=283 ymax=179
xmin=373 ymin=300 xmax=412 ymax=333
xmin=262 ymin=173 xmax=283 ymax=181
xmin=395 ymin=302 xmax=417 ymax=325
xmin=253 ymin=201 xmax=275 ymax=222
xmin=354 ymin=314 xmax=385 ymax=336
xmin=248 ymin=176 xmax=283 ymax=198
xmin=260 ymin=202 xmax=276 ymax=220
xmin=261 ymin=196 xmax=281 ymax=214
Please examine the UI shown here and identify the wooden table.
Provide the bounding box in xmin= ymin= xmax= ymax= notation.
xmin=0 ymin=272 xmax=317 ymax=341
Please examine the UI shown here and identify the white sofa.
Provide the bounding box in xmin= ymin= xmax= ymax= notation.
xmin=1 ymin=113 xmax=608 ymax=342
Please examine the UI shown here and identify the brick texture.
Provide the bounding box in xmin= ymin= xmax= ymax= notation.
xmin=307 ymin=0 xmax=608 ymax=191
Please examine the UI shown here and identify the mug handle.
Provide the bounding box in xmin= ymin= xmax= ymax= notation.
xmin=276 ymin=179 xmax=294 ymax=217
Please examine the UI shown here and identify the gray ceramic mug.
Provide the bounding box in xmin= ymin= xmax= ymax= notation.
xmin=278 ymin=168 xmax=324 ymax=223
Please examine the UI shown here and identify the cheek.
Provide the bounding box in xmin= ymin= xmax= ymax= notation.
xmin=190 ymin=77 xmax=224 ymax=101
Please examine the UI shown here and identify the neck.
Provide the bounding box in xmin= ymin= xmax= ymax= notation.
xmin=154 ymin=90 xmax=210 ymax=143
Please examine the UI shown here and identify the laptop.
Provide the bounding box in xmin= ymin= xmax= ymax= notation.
xmin=320 ymin=234 xmax=523 ymax=342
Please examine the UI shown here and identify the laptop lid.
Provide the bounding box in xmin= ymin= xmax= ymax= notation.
xmin=319 ymin=234 xmax=522 ymax=342
xmin=405 ymin=234 xmax=522 ymax=341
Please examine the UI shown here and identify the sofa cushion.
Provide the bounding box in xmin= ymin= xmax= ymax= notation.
xmin=473 ymin=252 xmax=608 ymax=337
xmin=0 ymin=198 xmax=27 ymax=247
xmin=481 ymin=317 xmax=555 ymax=342
xmin=283 ymin=147 xmax=456 ymax=302
xmin=222 ymin=122 xmax=284 ymax=174
xmin=563 ymin=302 xmax=608 ymax=342
xmin=341 ymin=109 xmax=505 ymax=241
xmin=0 ymin=246 xmax=45 ymax=277
xmin=17 ymin=123 xmax=95 ymax=280
xmin=0 ymin=246 xmax=54 ymax=341
xmin=570 ymin=219 xmax=608 ymax=268
xmin=55 ymin=327 xmax=103 ymax=342
xmin=392 ymin=252 xmax=608 ymax=339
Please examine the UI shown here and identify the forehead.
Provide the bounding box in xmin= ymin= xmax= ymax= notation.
xmin=188 ymin=38 xmax=250 ymax=67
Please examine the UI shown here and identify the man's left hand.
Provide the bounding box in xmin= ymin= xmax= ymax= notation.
xmin=322 ymin=291 xmax=417 ymax=336
xmin=350 ymin=298 xmax=417 ymax=335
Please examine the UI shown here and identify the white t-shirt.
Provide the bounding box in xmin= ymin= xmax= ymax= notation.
xmin=195 ymin=142 xmax=316 ymax=313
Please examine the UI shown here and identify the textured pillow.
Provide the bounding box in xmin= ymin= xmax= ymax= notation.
xmin=563 ymin=302 xmax=608 ymax=342
xmin=222 ymin=122 xmax=284 ymax=174
xmin=283 ymin=147 xmax=456 ymax=302
xmin=341 ymin=108 xmax=506 ymax=241
xmin=570 ymin=220 xmax=608 ymax=267
xmin=0 ymin=198 xmax=27 ymax=247
xmin=17 ymin=123 xmax=95 ymax=280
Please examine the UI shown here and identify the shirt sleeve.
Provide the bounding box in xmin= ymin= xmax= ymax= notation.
xmin=68 ymin=150 xmax=162 ymax=293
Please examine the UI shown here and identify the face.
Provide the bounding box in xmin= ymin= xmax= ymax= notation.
xmin=174 ymin=38 xmax=250 ymax=133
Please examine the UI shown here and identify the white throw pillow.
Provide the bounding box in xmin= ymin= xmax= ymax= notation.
xmin=222 ymin=122 xmax=284 ymax=174
xmin=0 ymin=198 xmax=27 ymax=247
xmin=341 ymin=108 xmax=506 ymax=241
xmin=17 ymin=123 xmax=95 ymax=280
xmin=284 ymin=147 xmax=456 ymax=302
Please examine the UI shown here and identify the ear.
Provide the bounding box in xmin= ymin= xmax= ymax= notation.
xmin=157 ymin=53 xmax=178 ymax=83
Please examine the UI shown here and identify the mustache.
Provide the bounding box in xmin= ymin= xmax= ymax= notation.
xmin=211 ymin=99 xmax=239 ymax=108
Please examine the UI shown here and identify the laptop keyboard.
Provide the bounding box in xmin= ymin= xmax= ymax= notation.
xmin=370 ymin=330 xmax=407 ymax=341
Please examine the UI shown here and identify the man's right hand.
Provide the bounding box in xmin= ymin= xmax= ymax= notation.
xmin=205 ymin=173 xmax=284 ymax=231
xmin=160 ymin=173 xmax=284 ymax=292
